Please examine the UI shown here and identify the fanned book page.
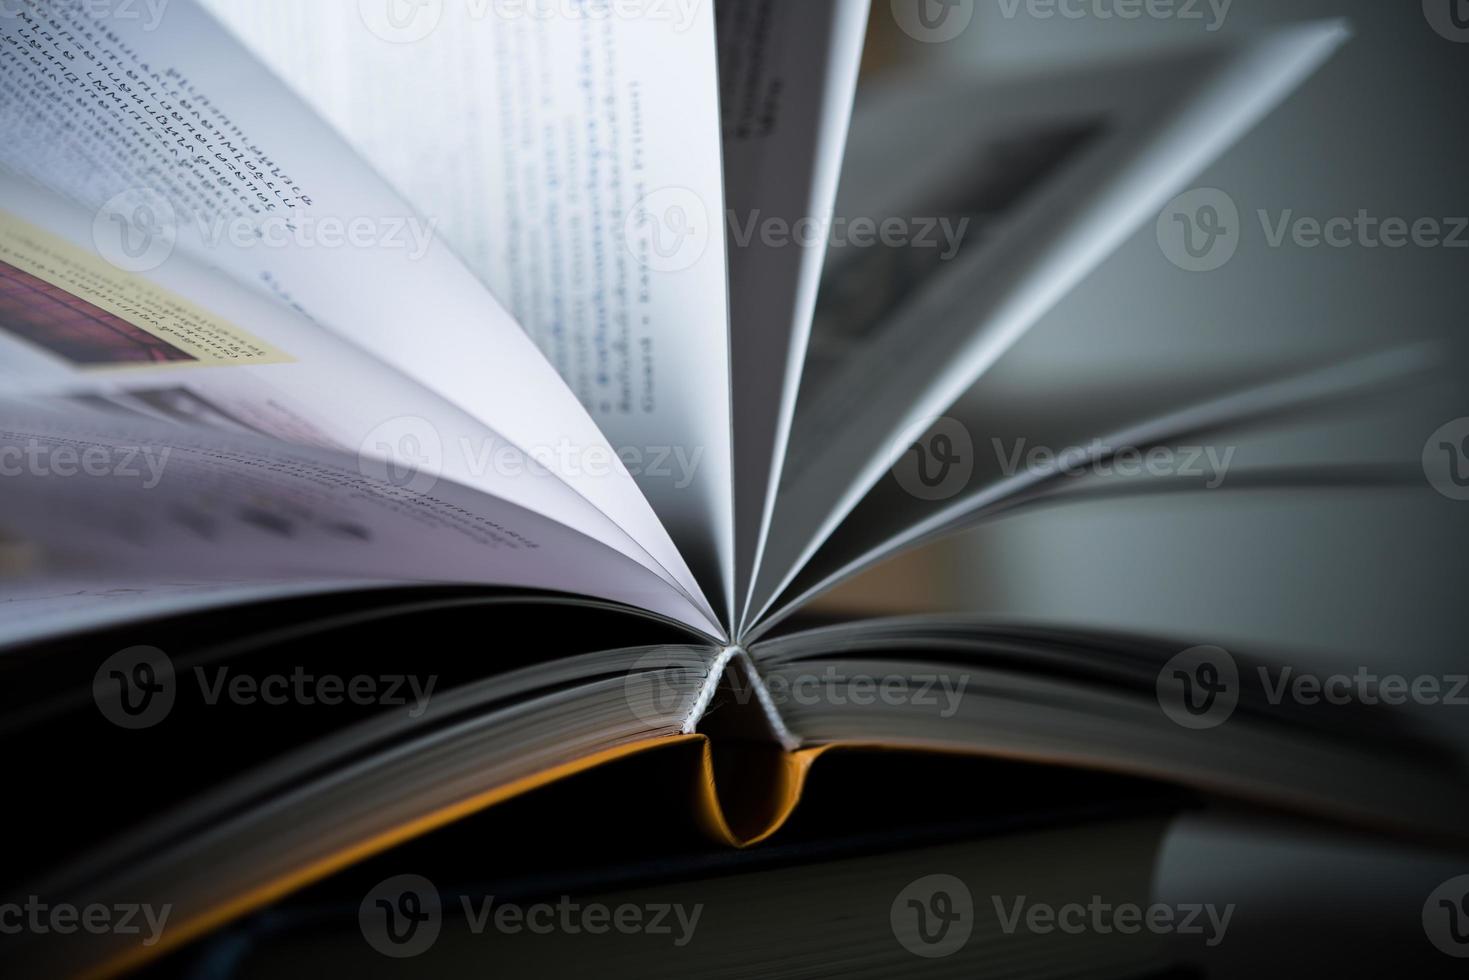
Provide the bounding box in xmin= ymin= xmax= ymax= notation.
xmin=715 ymin=0 xmax=871 ymax=625
xmin=200 ymin=0 xmax=738 ymax=620
xmin=0 ymin=172 xmax=717 ymax=630
xmin=746 ymin=24 xmax=1351 ymax=626
xmin=0 ymin=0 xmax=722 ymax=633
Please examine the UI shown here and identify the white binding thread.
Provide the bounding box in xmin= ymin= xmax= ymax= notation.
xmin=683 ymin=645 xmax=801 ymax=751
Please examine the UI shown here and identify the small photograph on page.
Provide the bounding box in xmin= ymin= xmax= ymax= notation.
xmin=0 ymin=258 xmax=196 ymax=367
xmin=0 ymin=210 xmax=292 ymax=370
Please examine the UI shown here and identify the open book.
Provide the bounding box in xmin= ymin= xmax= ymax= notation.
xmin=1 ymin=2 xmax=1462 ymax=976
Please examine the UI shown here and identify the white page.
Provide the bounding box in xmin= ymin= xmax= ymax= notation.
xmin=747 ymin=23 xmax=1349 ymax=627
xmin=0 ymin=0 xmax=711 ymax=620
xmin=0 ymin=172 xmax=720 ymax=631
xmin=0 ymin=578 xmax=365 ymax=652
xmin=197 ymin=0 xmax=736 ymax=620
xmin=716 ymin=0 xmax=870 ymax=630
xmin=0 ymin=404 xmax=721 ymax=635
xmin=748 ymin=345 xmax=1432 ymax=637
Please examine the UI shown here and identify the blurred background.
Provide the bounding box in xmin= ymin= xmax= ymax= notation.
xmin=811 ymin=1 xmax=1469 ymax=734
